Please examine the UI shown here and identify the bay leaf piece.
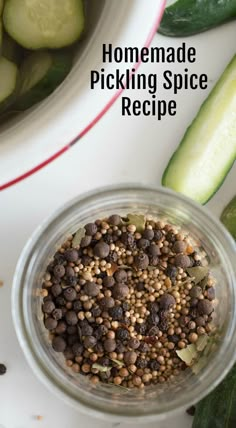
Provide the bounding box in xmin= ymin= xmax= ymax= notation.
xmin=186 ymin=266 xmax=209 ymax=285
xmin=199 ymin=275 xmax=209 ymax=291
xmin=91 ymin=363 xmax=112 ymax=372
xmin=123 ymin=214 xmax=146 ymax=233
xmin=72 ymin=228 xmax=86 ymax=248
xmin=191 ymin=357 xmax=207 ymax=375
xmin=196 ymin=335 xmax=209 ymax=352
xmin=110 ymin=358 xmax=124 ymax=367
xmin=176 ymin=344 xmax=198 ymax=365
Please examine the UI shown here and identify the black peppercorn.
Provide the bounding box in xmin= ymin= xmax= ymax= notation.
xmin=116 ymin=328 xmax=130 ymax=341
xmin=143 ymin=229 xmax=154 ymax=240
xmin=109 ymin=306 xmax=123 ymax=320
xmin=149 ymin=360 xmax=160 ymax=370
xmin=137 ymin=238 xmax=150 ymax=250
xmin=121 ymin=232 xmax=134 ymax=247
xmin=136 ymin=358 xmax=147 ymax=368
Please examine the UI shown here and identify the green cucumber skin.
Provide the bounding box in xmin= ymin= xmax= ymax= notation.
xmin=221 ymin=196 xmax=236 ymax=239
xmin=193 ymin=365 xmax=236 ymax=428
xmin=14 ymin=51 xmax=72 ymax=110
xmin=159 ymin=0 xmax=236 ymax=37
xmin=162 ymin=150 xmax=235 ymax=206
xmin=162 ymin=55 xmax=236 ymax=205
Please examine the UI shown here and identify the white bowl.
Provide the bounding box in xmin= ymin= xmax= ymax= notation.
xmin=0 ymin=0 xmax=165 ymax=190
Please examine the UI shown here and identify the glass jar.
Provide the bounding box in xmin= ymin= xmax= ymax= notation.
xmin=12 ymin=185 xmax=236 ymax=422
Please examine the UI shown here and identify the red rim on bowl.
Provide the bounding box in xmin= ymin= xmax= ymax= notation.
xmin=0 ymin=1 xmax=166 ymax=192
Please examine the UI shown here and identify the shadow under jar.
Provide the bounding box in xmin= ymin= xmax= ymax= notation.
xmin=12 ymin=185 xmax=236 ymax=422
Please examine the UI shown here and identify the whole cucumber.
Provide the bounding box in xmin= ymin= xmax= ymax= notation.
xmin=193 ymin=364 xmax=236 ymax=428
xmin=162 ymin=55 xmax=236 ymax=205
xmin=221 ymin=196 xmax=236 ymax=239
xmin=159 ymin=0 xmax=236 ymax=37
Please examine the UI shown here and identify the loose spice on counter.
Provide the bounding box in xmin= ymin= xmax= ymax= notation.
xmin=35 ymin=415 xmax=43 ymax=421
xmin=186 ymin=406 xmax=196 ymax=416
xmin=40 ymin=214 xmax=216 ymax=388
xmin=0 ymin=363 xmax=7 ymax=375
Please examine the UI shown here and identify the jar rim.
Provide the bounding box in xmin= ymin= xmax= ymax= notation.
xmin=12 ymin=184 xmax=236 ymax=421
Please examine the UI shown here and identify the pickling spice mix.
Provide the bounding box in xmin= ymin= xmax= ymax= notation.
xmin=40 ymin=213 xmax=216 ymax=389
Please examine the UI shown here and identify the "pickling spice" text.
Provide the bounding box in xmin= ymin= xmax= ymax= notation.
xmin=90 ymin=43 xmax=209 ymax=119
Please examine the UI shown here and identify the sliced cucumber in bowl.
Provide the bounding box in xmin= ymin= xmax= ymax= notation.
xmin=14 ymin=50 xmax=73 ymax=110
xmin=3 ymin=0 xmax=85 ymax=49
xmin=0 ymin=56 xmax=18 ymax=111
xmin=2 ymin=32 xmax=22 ymax=64
xmin=0 ymin=21 xmax=2 ymax=52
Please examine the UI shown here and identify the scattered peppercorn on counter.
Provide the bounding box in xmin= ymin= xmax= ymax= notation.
xmin=40 ymin=213 xmax=216 ymax=388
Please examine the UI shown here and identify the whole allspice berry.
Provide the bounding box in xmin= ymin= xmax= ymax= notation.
xmin=189 ymin=286 xmax=202 ymax=299
xmin=99 ymin=297 xmax=115 ymax=309
xmin=114 ymin=269 xmax=127 ymax=283
xmin=197 ymin=299 xmax=213 ymax=315
xmin=172 ymin=241 xmax=186 ymax=254
xmin=174 ymin=254 xmax=191 ymax=268
xmin=112 ymin=283 xmax=129 ymax=300
xmin=42 ymin=301 xmax=55 ymax=314
xmin=108 ymin=215 xmax=121 ymax=226
xmin=64 ymin=249 xmax=79 ymax=262
xmin=63 ymin=287 xmax=77 ymax=301
xmin=85 ymin=222 xmax=97 ymax=236
xmin=53 ymin=264 xmax=65 ymax=278
xmin=124 ymin=351 xmax=137 ymax=365
xmin=84 ymin=282 xmax=100 ymax=297
xmin=104 ymin=339 xmax=116 ymax=352
xmin=52 ymin=336 xmax=67 ymax=352
xmin=159 ymin=293 xmax=176 ymax=309
xmin=93 ymin=241 xmax=110 ymax=258
xmin=134 ymin=254 xmax=149 ymax=270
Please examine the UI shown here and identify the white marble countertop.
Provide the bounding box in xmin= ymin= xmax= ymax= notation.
xmin=0 ymin=25 xmax=235 ymax=428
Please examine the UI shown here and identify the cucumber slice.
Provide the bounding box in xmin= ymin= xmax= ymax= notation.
xmin=0 ymin=56 xmax=18 ymax=104
xmin=2 ymin=32 xmax=22 ymax=64
xmin=221 ymin=196 xmax=236 ymax=239
xmin=159 ymin=0 xmax=236 ymax=37
xmin=3 ymin=0 xmax=85 ymax=50
xmin=14 ymin=50 xmax=72 ymax=110
xmin=162 ymin=54 xmax=236 ymax=205
xmin=0 ymin=21 xmax=2 ymax=51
